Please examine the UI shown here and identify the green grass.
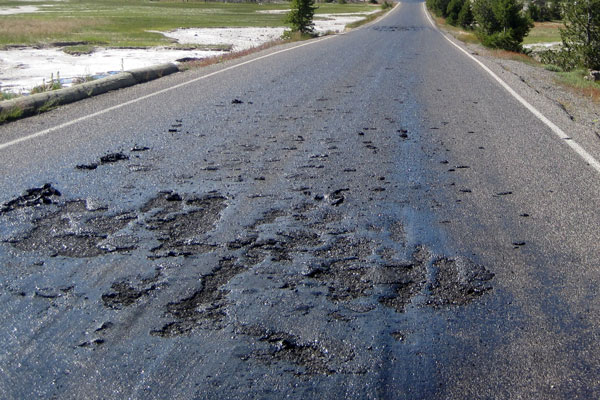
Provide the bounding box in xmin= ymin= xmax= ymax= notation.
xmin=62 ymin=44 xmax=97 ymax=55
xmin=544 ymin=64 xmax=562 ymax=72
xmin=556 ymin=69 xmax=600 ymax=102
xmin=0 ymin=105 xmax=23 ymax=124
xmin=523 ymin=21 xmax=563 ymax=44
xmin=0 ymin=0 xmax=379 ymax=49
xmin=37 ymin=98 xmax=60 ymax=113
xmin=1 ymin=91 xmax=18 ymax=101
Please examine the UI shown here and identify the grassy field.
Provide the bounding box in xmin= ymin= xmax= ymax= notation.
xmin=523 ymin=21 xmax=563 ymax=44
xmin=0 ymin=0 xmax=378 ymax=49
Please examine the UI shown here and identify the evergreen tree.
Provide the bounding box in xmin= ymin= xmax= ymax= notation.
xmin=427 ymin=0 xmax=452 ymax=17
xmin=528 ymin=2 xmax=542 ymax=21
xmin=457 ymin=0 xmax=475 ymax=27
xmin=472 ymin=0 xmax=533 ymax=51
xmin=561 ymin=0 xmax=600 ymax=69
xmin=548 ymin=1 xmax=562 ymax=20
xmin=286 ymin=0 xmax=317 ymax=34
xmin=446 ymin=0 xmax=466 ymax=25
xmin=528 ymin=0 xmax=553 ymax=21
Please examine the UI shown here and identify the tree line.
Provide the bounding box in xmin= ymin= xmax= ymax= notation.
xmin=426 ymin=0 xmax=600 ymax=71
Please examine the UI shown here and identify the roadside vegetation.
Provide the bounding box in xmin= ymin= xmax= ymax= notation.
xmin=426 ymin=0 xmax=600 ymax=101
xmin=539 ymin=0 xmax=600 ymax=71
xmin=427 ymin=0 xmax=533 ymax=52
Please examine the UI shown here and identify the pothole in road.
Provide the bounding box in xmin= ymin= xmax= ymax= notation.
xmin=102 ymin=280 xmax=160 ymax=310
xmin=239 ymin=231 xmax=324 ymax=266
xmin=151 ymin=257 xmax=246 ymax=336
xmin=428 ymin=256 xmax=494 ymax=306
xmin=239 ymin=325 xmax=351 ymax=376
xmin=378 ymin=247 xmax=428 ymax=312
xmin=378 ymin=246 xmax=494 ymax=312
xmin=247 ymin=208 xmax=288 ymax=230
xmin=5 ymin=200 xmax=137 ymax=258
xmin=144 ymin=192 xmax=226 ymax=259
xmin=307 ymin=237 xmax=375 ymax=302
xmin=2 ymin=188 xmax=227 ymax=259
xmin=303 ymin=236 xmax=494 ymax=311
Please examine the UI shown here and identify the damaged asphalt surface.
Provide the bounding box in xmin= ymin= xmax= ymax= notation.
xmin=1 ymin=1 xmax=600 ymax=398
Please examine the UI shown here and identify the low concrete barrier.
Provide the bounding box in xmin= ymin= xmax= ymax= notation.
xmin=0 ymin=63 xmax=180 ymax=121
xmin=128 ymin=63 xmax=180 ymax=84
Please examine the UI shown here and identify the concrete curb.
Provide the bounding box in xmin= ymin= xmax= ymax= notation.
xmin=0 ymin=63 xmax=180 ymax=120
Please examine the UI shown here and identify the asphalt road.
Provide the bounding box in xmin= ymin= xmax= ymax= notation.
xmin=1 ymin=1 xmax=600 ymax=398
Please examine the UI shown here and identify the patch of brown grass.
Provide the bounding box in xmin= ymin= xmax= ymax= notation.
xmin=489 ymin=49 xmax=541 ymax=66
xmin=433 ymin=15 xmax=479 ymax=44
xmin=578 ymin=86 xmax=600 ymax=102
xmin=533 ymin=21 xmax=563 ymax=29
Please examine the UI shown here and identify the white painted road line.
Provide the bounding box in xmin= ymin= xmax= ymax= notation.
xmin=423 ymin=2 xmax=600 ymax=175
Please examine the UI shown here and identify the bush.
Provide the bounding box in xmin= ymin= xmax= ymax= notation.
xmin=538 ymin=48 xmax=581 ymax=71
xmin=472 ymin=0 xmax=533 ymax=52
xmin=381 ymin=1 xmax=393 ymax=10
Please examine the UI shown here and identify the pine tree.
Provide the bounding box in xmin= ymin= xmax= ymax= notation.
xmin=446 ymin=0 xmax=466 ymax=25
xmin=457 ymin=0 xmax=474 ymax=27
xmin=472 ymin=0 xmax=533 ymax=51
xmin=561 ymin=0 xmax=600 ymax=69
xmin=286 ymin=0 xmax=317 ymax=34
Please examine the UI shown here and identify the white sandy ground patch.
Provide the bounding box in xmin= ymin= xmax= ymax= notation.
xmin=0 ymin=6 xmax=40 ymax=15
xmin=0 ymin=47 xmax=228 ymax=93
xmin=155 ymin=27 xmax=286 ymax=52
xmin=314 ymin=11 xmax=378 ymax=32
xmin=523 ymin=41 xmax=562 ymax=50
xmin=0 ymin=11 xmax=377 ymax=94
